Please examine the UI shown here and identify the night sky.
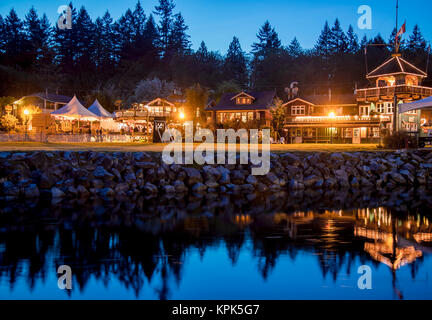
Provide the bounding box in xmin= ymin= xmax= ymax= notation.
xmin=1 ymin=0 xmax=431 ymax=52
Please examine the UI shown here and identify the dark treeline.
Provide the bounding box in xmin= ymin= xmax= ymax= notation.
xmin=0 ymin=0 xmax=431 ymax=109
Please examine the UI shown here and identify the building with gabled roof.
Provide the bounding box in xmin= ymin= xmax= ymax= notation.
xmin=15 ymin=92 xmax=73 ymax=114
xmin=356 ymin=53 xmax=432 ymax=134
xmin=207 ymin=90 xmax=277 ymax=127
xmin=282 ymin=92 xmax=383 ymax=144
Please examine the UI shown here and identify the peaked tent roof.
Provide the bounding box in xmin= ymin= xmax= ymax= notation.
xmin=367 ymin=55 xmax=427 ymax=79
xmin=399 ymin=96 xmax=432 ymax=114
xmin=88 ymin=99 xmax=114 ymax=118
xmin=51 ymin=95 xmax=99 ymax=119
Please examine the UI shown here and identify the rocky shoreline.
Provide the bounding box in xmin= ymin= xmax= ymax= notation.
xmin=1 ymin=150 xmax=432 ymax=200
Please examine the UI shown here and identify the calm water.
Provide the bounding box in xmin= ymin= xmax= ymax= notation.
xmin=0 ymin=189 xmax=431 ymax=300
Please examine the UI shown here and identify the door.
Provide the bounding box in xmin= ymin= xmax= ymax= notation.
xmin=353 ymin=128 xmax=361 ymax=144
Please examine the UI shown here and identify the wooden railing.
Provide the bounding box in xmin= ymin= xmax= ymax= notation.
xmin=356 ymin=85 xmax=432 ymax=100
xmin=115 ymin=110 xmax=174 ymax=118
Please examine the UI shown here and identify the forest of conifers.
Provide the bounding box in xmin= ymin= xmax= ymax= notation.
xmin=0 ymin=0 xmax=431 ymax=110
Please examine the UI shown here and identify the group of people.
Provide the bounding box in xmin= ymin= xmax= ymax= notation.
xmin=83 ymin=128 xmax=104 ymax=142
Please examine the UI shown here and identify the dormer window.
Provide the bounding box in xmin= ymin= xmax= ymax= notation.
xmin=236 ymin=97 xmax=252 ymax=105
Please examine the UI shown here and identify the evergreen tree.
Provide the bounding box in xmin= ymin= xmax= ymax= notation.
xmin=154 ymin=0 xmax=175 ymax=56
xmin=224 ymin=36 xmax=248 ymax=88
xmin=114 ymin=9 xmax=135 ymax=60
xmin=0 ymin=15 xmax=6 ymax=55
xmin=24 ymin=7 xmax=52 ymax=62
xmin=75 ymin=6 xmax=95 ymax=67
xmin=54 ymin=2 xmax=78 ymax=71
xmin=287 ymin=37 xmax=303 ymax=58
xmin=94 ymin=11 xmax=115 ymax=68
xmin=329 ymin=18 xmax=348 ymax=54
xmin=346 ymin=25 xmax=359 ymax=53
xmin=143 ymin=14 xmax=160 ymax=55
xmin=132 ymin=1 xmax=146 ymax=39
xmin=314 ymin=21 xmax=332 ymax=56
xmin=408 ymin=25 xmax=426 ymax=51
xmin=168 ymin=13 xmax=190 ymax=55
xmin=4 ymin=9 xmax=25 ymax=60
xmin=252 ymin=21 xmax=281 ymax=56
xmin=196 ymin=41 xmax=208 ymax=62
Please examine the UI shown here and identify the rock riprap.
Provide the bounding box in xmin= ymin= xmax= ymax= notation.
xmin=1 ymin=150 xmax=432 ymax=199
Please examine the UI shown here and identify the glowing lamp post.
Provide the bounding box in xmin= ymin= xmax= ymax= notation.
xmin=23 ymin=109 xmax=30 ymax=141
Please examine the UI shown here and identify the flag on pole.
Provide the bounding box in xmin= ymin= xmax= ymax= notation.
xmin=395 ymin=21 xmax=406 ymax=40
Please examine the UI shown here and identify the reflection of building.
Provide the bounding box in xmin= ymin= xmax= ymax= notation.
xmin=207 ymin=91 xmax=277 ymax=127
xmin=283 ymin=94 xmax=384 ymax=144
xmin=354 ymin=208 xmax=431 ymax=271
xmin=356 ymin=54 xmax=432 ymax=133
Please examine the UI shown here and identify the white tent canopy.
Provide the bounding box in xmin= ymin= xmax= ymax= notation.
xmin=399 ymin=96 xmax=432 ymax=114
xmin=88 ymin=99 xmax=114 ymax=118
xmin=51 ymin=95 xmax=99 ymax=121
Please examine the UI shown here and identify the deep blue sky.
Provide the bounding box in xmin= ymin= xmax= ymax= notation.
xmin=1 ymin=0 xmax=431 ymax=53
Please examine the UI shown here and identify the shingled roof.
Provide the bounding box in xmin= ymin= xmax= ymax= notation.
xmin=284 ymin=94 xmax=356 ymax=106
xmin=22 ymin=92 xmax=73 ymax=104
xmin=207 ymin=91 xmax=276 ymax=111
xmin=367 ymin=55 xmax=427 ymax=79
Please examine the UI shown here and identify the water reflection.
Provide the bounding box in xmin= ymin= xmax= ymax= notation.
xmin=0 ymin=188 xmax=431 ymax=300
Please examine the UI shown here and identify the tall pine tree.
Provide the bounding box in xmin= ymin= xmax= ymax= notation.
xmin=4 ymin=9 xmax=25 ymax=64
xmin=224 ymin=36 xmax=248 ymax=88
xmin=346 ymin=25 xmax=359 ymax=53
xmin=314 ymin=21 xmax=332 ymax=56
xmin=252 ymin=20 xmax=281 ymax=57
xmin=168 ymin=13 xmax=190 ymax=56
xmin=154 ymin=0 xmax=175 ymax=57
xmin=75 ymin=6 xmax=95 ymax=68
xmin=94 ymin=11 xmax=115 ymax=69
xmin=287 ymin=37 xmax=303 ymax=58
xmin=329 ymin=18 xmax=348 ymax=54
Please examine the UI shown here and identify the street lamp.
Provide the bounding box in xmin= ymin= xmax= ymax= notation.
xmin=23 ymin=109 xmax=30 ymax=141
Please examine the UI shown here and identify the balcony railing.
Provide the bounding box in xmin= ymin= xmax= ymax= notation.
xmin=288 ymin=115 xmax=384 ymax=123
xmin=356 ymin=85 xmax=432 ymax=101
xmin=115 ymin=110 xmax=174 ymax=118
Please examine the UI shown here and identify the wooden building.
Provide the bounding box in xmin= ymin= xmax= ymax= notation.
xmin=282 ymin=93 xmax=384 ymax=144
xmin=207 ymin=91 xmax=277 ymax=127
xmin=356 ymin=53 xmax=432 ymax=133
xmin=15 ymin=92 xmax=72 ymax=114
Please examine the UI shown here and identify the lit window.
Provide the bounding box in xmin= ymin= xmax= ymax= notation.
xmin=360 ymin=106 xmax=370 ymax=116
xmin=242 ymin=113 xmax=247 ymax=123
xmin=376 ymin=103 xmax=385 ymax=113
xmin=386 ymin=102 xmax=394 ymax=114
xmin=292 ymin=105 xmax=305 ymax=116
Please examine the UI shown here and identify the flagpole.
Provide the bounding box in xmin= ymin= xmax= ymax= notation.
xmin=395 ymin=0 xmax=399 ymax=53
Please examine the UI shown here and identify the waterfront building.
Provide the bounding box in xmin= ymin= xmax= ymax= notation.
xmin=207 ymin=91 xmax=277 ymax=127
xmin=356 ymin=53 xmax=432 ymax=134
xmin=282 ymin=93 xmax=384 ymax=144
